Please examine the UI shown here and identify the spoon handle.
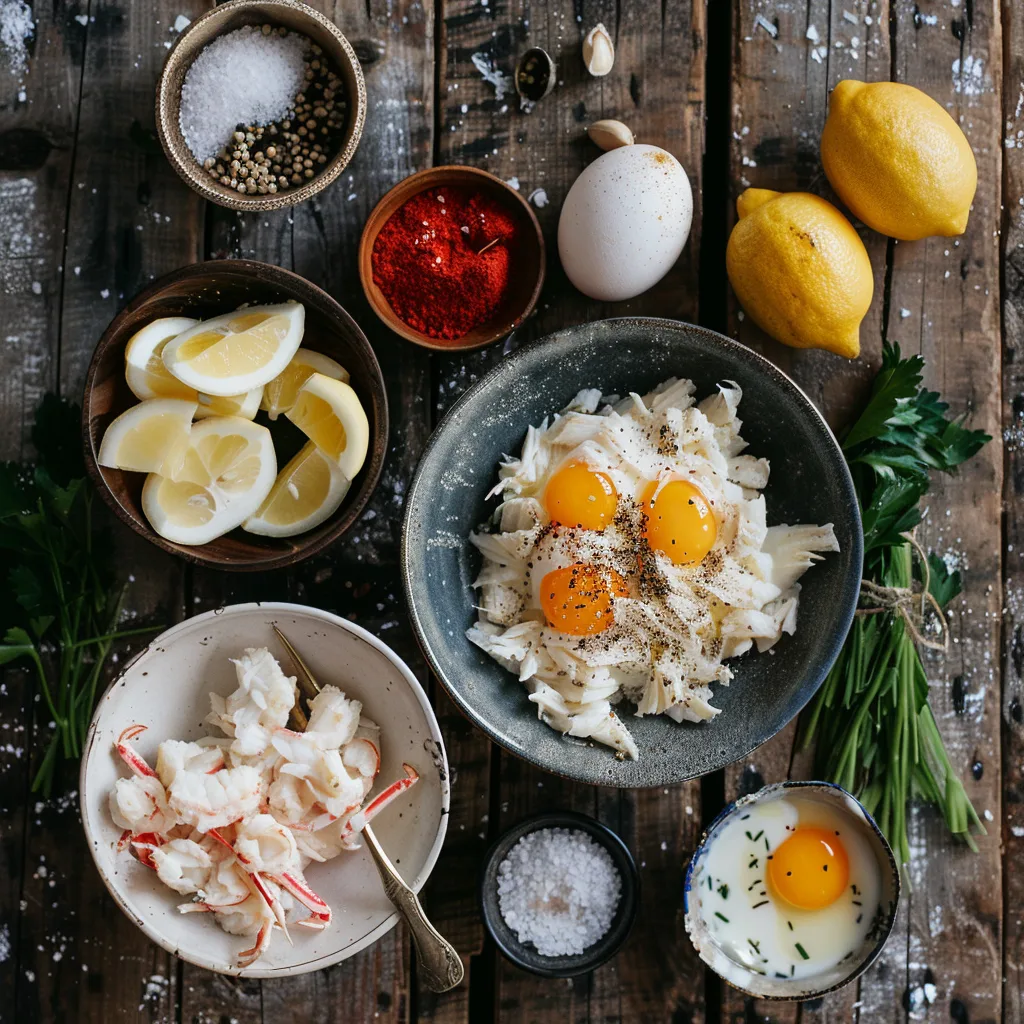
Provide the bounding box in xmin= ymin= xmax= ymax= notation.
xmin=362 ymin=824 xmax=464 ymax=993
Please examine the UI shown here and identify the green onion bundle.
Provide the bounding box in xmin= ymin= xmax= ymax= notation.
xmin=801 ymin=343 xmax=989 ymax=866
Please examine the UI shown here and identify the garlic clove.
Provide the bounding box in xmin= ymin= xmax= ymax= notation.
xmin=582 ymin=23 xmax=615 ymax=77
xmin=587 ymin=119 xmax=634 ymax=151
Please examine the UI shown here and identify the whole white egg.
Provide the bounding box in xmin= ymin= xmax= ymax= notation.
xmin=557 ymin=144 xmax=693 ymax=302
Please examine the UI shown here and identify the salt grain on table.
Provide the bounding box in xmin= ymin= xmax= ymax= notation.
xmin=496 ymin=828 xmax=621 ymax=957
xmin=179 ymin=25 xmax=308 ymax=162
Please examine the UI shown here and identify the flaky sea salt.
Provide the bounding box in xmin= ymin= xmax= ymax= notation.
xmin=0 ymin=0 xmax=34 ymax=77
xmin=179 ymin=25 xmax=308 ymax=162
xmin=496 ymin=827 xmax=621 ymax=957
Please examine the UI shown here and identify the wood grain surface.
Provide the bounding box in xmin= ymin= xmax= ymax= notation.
xmin=0 ymin=0 xmax=1017 ymax=1021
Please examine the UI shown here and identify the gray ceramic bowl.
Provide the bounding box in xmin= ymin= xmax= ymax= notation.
xmin=479 ymin=811 xmax=640 ymax=978
xmin=401 ymin=318 xmax=862 ymax=788
xmin=683 ymin=782 xmax=900 ymax=999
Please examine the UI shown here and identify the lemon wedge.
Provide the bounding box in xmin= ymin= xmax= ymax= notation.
xmin=142 ymin=416 xmax=277 ymax=546
xmin=126 ymin=317 xmax=264 ymax=418
xmin=243 ymin=441 xmax=352 ymax=537
xmin=260 ymin=348 xmax=349 ymax=420
xmin=194 ymin=388 xmax=263 ymax=421
xmin=161 ymin=303 xmax=305 ymax=397
xmin=125 ymin=318 xmax=199 ymax=401
xmin=97 ymin=398 xmax=196 ymax=476
xmin=285 ymin=373 xmax=369 ymax=481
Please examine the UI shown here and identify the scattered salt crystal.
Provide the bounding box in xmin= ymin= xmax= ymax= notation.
xmin=900 ymin=307 xmax=911 ymax=318
xmin=505 ymin=176 xmax=520 ymax=190
xmin=753 ymin=14 xmax=777 ymax=38
xmin=100 ymin=288 xmax=110 ymax=299
xmin=172 ymin=14 xmax=190 ymax=33
xmin=470 ymin=51 xmax=511 ymax=101
xmin=179 ymin=25 xmax=308 ymax=162
xmin=74 ymin=14 xmax=88 ymax=26
xmin=529 ymin=188 xmax=548 ymax=208
xmin=496 ymin=827 xmax=621 ymax=957
xmin=842 ymin=9 xmax=859 ymax=24
xmin=805 ymin=24 xmax=819 ymax=43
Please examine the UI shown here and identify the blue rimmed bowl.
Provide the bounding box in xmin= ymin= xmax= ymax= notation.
xmin=401 ymin=318 xmax=862 ymax=788
xmin=683 ymin=781 xmax=900 ymax=1000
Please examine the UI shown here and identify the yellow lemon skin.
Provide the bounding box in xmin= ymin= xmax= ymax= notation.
xmin=821 ymin=79 xmax=977 ymax=240
xmin=726 ymin=189 xmax=872 ymax=359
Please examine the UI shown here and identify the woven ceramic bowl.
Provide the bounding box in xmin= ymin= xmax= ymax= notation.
xmin=156 ymin=0 xmax=366 ymax=211
xmin=683 ymin=782 xmax=900 ymax=999
xmin=82 ymin=260 xmax=388 ymax=572
xmin=80 ymin=602 xmax=450 ymax=978
xmin=402 ymin=318 xmax=863 ymax=787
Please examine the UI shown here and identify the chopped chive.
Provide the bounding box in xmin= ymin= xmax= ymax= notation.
xmin=714 ymin=911 xmax=730 ymax=923
xmin=790 ymin=964 xmax=795 ymax=976
xmin=747 ymin=879 xmax=762 ymax=891
xmin=752 ymin=900 xmax=769 ymax=909
xmin=764 ymin=836 xmax=770 ymax=852
xmin=740 ymin=814 xmax=750 ymax=820
xmin=795 ymin=943 xmax=810 ymax=960
xmin=747 ymin=938 xmax=761 ymax=953
xmin=745 ymin=830 xmax=753 ymax=840
xmin=852 ymin=900 xmax=862 ymax=906
xmin=775 ymin=972 xmax=788 ymax=979
xmin=851 ymin=884 xmax=859 ymax=895
xmin=786 ymin=920 xmax=793 ymax=931
xmin=707 ymin=876 xmax=714 ymax=891
xmin=748 ymin=858 xmax=759 ymax=869
xmin=717 ymin=883 xmax=730 ymax=900
xmin=856 ymin=913 xmax=863 ymax=924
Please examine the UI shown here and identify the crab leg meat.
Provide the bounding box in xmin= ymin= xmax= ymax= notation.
xmin=236 ymin=920 xmax=273 ymax=968
xmin=115 ymin=724 xmax=157 ymax=778
xmin=341 ymin=763 xmax=419 ymax=839
xmin=272 ymin=871 xmax=331 ymax=927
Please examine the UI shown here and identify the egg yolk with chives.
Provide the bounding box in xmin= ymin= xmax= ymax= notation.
xmin=540 ymin=563 xmax=628 ymax=636
xmin=767 ymin=827 xmax=850 ymax=910
xmin=544 ymin=460 xmax=618 ymax=531
xmin=640 ymin=479 xmax=717 ymax=565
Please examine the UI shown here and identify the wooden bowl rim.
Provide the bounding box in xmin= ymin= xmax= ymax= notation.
xmin=155 ymin=0 xmax=367 ymax=213
xmin=358 ymin=165 xmax=546 ymax=353
xmin=82 ymin=259 xmax=389 ymax=572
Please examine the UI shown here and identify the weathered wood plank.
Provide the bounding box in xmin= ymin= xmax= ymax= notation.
xmin=182 ymin=1 xmax=434 ymax=1020
xmin=7 ymin=1 xmax=204 ymax=1021
xmin=0 ymin=0 xmax=84 ymax=1013
xmin=724 ymin=2 xmax=890 ymax=1019
xmin=436 ymin=1 xmax=706 ymax=1021
xmin=883 ymin=4 xmax=1003 ymax=1023
xmin=1001 ymin=3 xmax=1024 ymax=1022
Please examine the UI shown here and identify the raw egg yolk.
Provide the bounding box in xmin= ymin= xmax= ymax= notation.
xmin=768 ymin=828 xmax=850 ymax=910
xmin=544 ymin=460 xmax=618 ymax=531
xmin=640 ymin=479 xmax=717 ymax=565
xmin=540 ymin=563 xmax=628 ymax=636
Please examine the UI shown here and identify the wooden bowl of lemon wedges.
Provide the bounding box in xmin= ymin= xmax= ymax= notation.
xmin=82 ymin=260 xmax=388 ymax=571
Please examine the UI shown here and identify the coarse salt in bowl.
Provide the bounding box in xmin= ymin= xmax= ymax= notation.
xmin=479 ymin=811 xmax=640 ymax=978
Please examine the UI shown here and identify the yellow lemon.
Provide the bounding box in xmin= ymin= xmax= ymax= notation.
xmin=285 ymin=373 xmax=369 ymax=481
xmin=726 ymin=189 xmax=873 ymax=359
xmin=821 ymin=79 xmax=977 ymax=240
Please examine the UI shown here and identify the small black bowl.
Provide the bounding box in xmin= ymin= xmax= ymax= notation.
xmin=479 ymin=811 xmax=640 ymax=978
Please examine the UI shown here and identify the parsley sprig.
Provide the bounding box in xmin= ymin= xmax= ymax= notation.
xmin=801 ymin=343 xmax=989 ymax=867
xmin=0 ymin=395 xmax=157 ymax=795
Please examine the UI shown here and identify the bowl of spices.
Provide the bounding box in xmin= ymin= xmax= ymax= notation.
xmin=359 ymin=166 xmax=545 ymax=351
xmin=479 ymin=811 xmax=639 ymax=977
xmin=156 ymin=0 xmax=366 ymax=211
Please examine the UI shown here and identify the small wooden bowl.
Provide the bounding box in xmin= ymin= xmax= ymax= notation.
xmin=82 ymin=260 xmax=389 ymax=572
xmin=358 ymin=166 xmax=546 ymax=352
xmin=156 ymin=0 xmax=367 ymax=212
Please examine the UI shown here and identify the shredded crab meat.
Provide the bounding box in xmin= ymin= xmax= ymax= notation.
xmin=107 ymin=649 xmax=419 ymax=967
xmin=468 ymin=379 xmax=839 ymax=759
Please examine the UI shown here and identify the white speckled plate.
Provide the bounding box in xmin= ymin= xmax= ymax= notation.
xmin=80 ymin=602 xmax=449 ymax=977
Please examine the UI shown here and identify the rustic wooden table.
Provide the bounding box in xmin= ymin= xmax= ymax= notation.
xmin=0 ymin=0 xmax=1017 ymax=1021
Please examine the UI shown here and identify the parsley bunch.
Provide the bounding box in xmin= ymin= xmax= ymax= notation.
xmin=801 ymin=343 xmax=990 ymax=866
xmin=0 ymin=396 xmax=156 ymax=795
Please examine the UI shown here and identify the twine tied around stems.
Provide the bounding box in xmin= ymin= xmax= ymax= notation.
xmin=855 ymin=532 xmax=949 ymax=652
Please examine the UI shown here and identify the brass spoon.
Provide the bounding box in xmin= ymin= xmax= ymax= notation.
xmin=273 ymin=625 xmax=464 ymax=993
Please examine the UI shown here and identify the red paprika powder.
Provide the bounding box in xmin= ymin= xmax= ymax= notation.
xmin=371 ymin=185 xmax=522 ymax=341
